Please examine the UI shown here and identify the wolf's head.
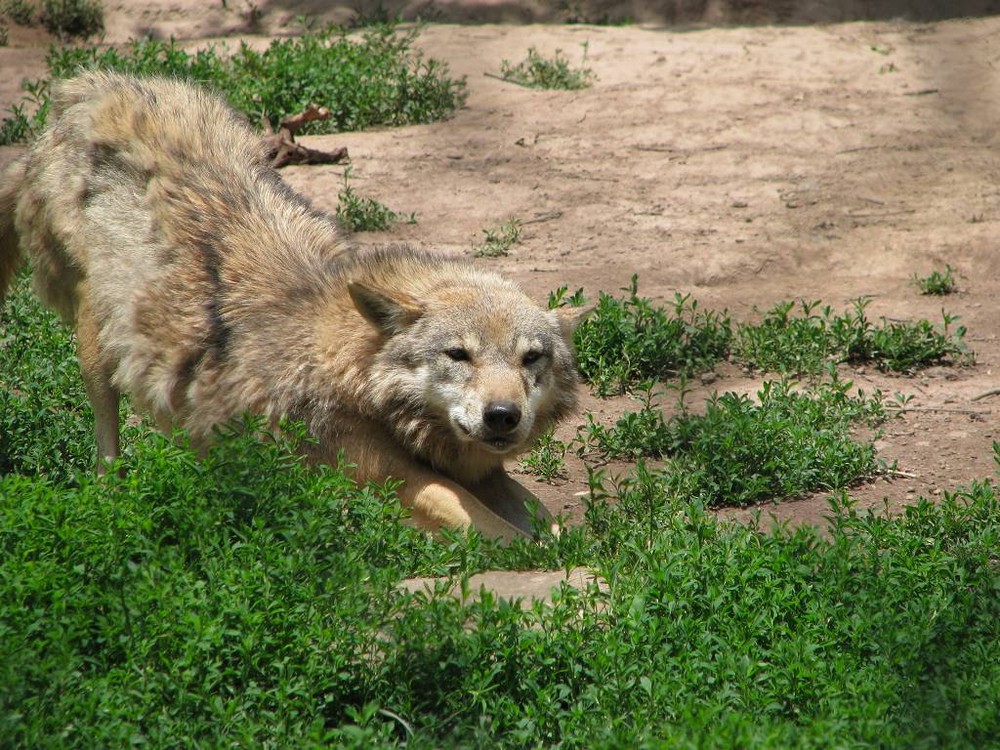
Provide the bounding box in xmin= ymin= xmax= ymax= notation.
xmin=350 ymin=275 xmax=581 ymax=474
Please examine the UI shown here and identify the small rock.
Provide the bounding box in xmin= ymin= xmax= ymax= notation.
xmin=399 ymin=568 xmax=608 ymax=609
xmin=922 ymin=366 xmax=957 ymax=380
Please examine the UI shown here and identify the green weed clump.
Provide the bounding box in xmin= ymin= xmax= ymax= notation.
xmin=736 ymin=298 xmax=970 ymax=375
xmin=0 ymin=24 xmax=467 ymax=144
xmin=0 ymin=273 xmax=95 ymax=482
xmin=568 ymin=277 xmax=733 ymax=396
xmin=473 ymin=217 xmax=521 ymax=258
xmin=832 ymin=301 xmax=968 ymax=372
xmin=0 ymin=420 xmax=584 ymax=748
xmin=913 ymin=264 xmax=958 ymax=295
xmin=568 ymin=289 xmax=969 ymax=391
xmin=498 ymin=43 xmax=595 ymax=90
xmin=335 ymin=167 xmax=414 ymax=232
xmin=39 ymin=0 xmax=103 ymax=39
xmin=582 ymin=377 xmax=886 ymax=507
xmin=0 ymin=77 xmax=49 ymax=144
xmin=4 ymin=431 xmax=1000 ymax=745
xmin=519 ymin=427 xmax=569 ymax=481
xmin=734 ymin=299 xmax=838 ymax=376
xmin=1 ymin=0 xmax=35 ymax=25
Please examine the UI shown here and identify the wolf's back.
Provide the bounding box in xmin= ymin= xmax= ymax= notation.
xmin=51 ymin=71 xmax=267 ymax=176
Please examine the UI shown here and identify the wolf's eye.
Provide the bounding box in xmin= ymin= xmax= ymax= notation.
xmin=522 ymin=350 xmax=544 ymax=366
xmin=444 ymin=347 xmax=470 ymax=362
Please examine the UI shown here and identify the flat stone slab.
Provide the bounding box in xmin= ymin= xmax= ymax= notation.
xmin=399 ymin=567 xmax=607 ymax=608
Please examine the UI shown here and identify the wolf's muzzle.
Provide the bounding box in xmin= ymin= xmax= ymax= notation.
xmin=483 ymin=400 xmax=522 ymax=434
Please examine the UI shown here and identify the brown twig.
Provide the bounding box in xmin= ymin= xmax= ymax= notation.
xmin=896 ymin=406 xmax=989 ymax=415
xmin=261 ymin=105 xmax=349 ymax=168
xmin=278 ymin=104 xmax=331 ymax=135
xmin=971 ymin=388 xmax=1000 ymax=402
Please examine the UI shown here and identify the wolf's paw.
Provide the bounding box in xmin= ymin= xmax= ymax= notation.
xmin=404 ymin=479 xmax=530 ymax=542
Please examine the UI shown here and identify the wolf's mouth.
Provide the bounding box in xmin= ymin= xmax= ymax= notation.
xmin=452 ymin=419 xmax=517 ymax=452
xmin=484 ymin=436 xmax=513 ymax=451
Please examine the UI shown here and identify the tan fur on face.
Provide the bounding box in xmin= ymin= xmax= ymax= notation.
xmin=0 ymin=72 xmax=582 ymax=540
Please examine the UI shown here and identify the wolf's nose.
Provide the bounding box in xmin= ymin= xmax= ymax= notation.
xmin=483 ymin=401 xmax=521 ymax=433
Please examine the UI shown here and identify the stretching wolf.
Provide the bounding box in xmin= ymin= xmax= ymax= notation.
xmin=0 ymin=72 xmax=581 ymax=540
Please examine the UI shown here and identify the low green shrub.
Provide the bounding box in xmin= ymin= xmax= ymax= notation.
xmin=0 ymin=24 xmax=467 ymax=144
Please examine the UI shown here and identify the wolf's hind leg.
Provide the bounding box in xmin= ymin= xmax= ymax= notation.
xmin=75 ymin=296 xmax=120 ymax=472
xmin=0 ymin=157 xmax=27 ymax=306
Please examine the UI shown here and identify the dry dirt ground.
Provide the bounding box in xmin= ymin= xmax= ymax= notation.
xmin=3 ymin=5 xmax=1000 ymax=534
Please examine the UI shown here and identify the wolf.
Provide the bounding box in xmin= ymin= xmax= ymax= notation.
xmin=0 ymin=71 xmax=582 ymax=540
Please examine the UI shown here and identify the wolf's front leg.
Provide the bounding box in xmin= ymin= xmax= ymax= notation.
xmin=468 ymin=470 xmax=557 ymax=536
xmin=321 ymin=425 xmax=531 ymax=541
xmin=403 ymin=475 xmax=531 ymax=542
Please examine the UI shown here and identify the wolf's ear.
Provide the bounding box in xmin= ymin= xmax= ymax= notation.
xmin=349 ymin=282 xmax=426 ymax=335
xmin=548 ymin=304 xmax=594 ymax=341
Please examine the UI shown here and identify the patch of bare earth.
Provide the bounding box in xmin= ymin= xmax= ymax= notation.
xmin=3 ymin=5 xmax=1000 ymax=539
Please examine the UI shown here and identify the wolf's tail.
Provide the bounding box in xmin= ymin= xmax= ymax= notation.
xmin=0 ymin=157 xmax=27 ymax=306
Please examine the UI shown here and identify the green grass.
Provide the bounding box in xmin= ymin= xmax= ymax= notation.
xmin=498 ymin=43 xmax=595 ymax=90
xmin=1 ymin=0 xmax=35 ymax=25
xmin=0 ymin=274 xmax=95 ymax=482
xmin=735 ymin=298 xmax=970 ymax=376
xmin=335 ymin=167 xmax=415 ymax=232
xmin=914 ymin=264 xmax=958 ymax=296
xmin=39 ymin=0 xmax=103 ymax=39
xmin=4 ymin=272 xmax=1000 ymax=746
xmin=0 ymin=24 xmax=467 ymax=145
xmin=565 ymin=286 xmax=971 ymax=393
xmin=473 ymin=217 xmax=521 ymax=258
xmin=518 ymin=427 xmax=568 ymax=481
xmin=580 ymin=377 xmax=887 ymax=507
xmin=566 ymin=277 xmax=733 ymax=397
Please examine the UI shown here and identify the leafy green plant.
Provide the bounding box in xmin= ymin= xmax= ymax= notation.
xmin=519 ymin=427 xmax=568 ymax=481
xmin=347 ymin=0 xmax=403 ymax=27
xmin=914 ymin=264 xmax=958 ymax=295
xmin=568 ymin=288 xmax=970 ymax=389
xmin=582 ymin=376 xmax=887 ymax=507
xmin=0 ymin=272 xmax=95 ymax=482
xmin=572 ymin=277 xmax=732 ymax=396
xmin=735 ymin=297 xmax=970 ymax=375
xmin=2 ymin=0 xmax=36 ymax=25
xmin=548 ymin=284 xmax=587 ymax=310
xmin=0 ymin=78 xmax=49 ymax=144
xmin=829 ymin=298 xmax=969 ymax=373
xmin=498 ymin=43 xmax=595 ymax=90
xmin=472 ymin=217 xmax=521 ymax=258
xmin=0 ymin=24 xmax=467 ymax=144
xmin=335 ymin=166 xmax=413 ymax=232
xmin=734 ymin=299 xmax=839 ymax=375
xmin=39 ymin=0 xmax=103 ymax=39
